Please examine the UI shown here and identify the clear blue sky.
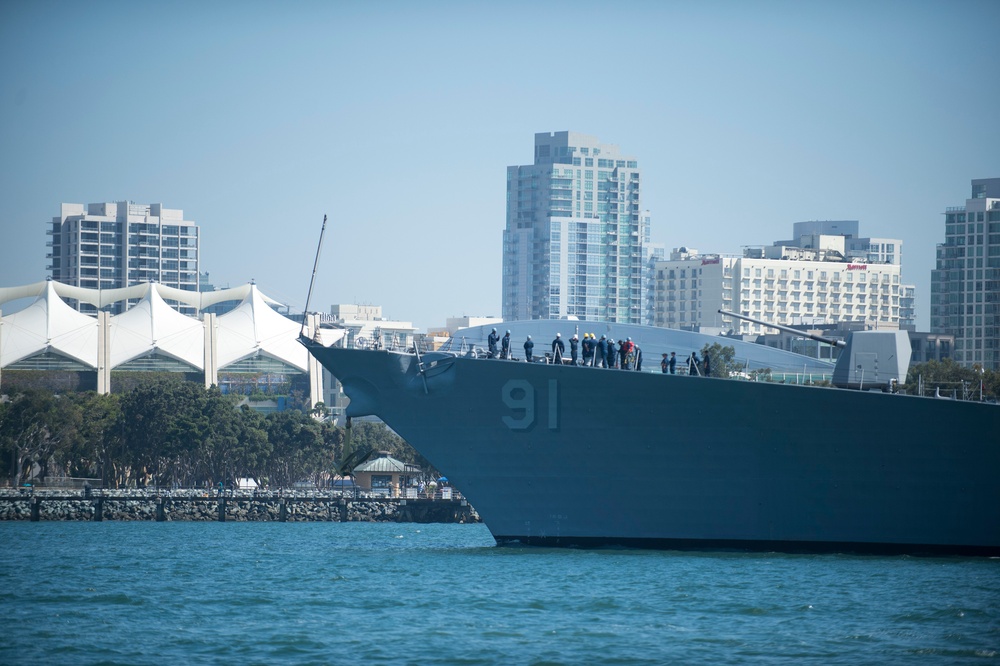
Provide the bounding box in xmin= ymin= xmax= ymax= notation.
xmin=2 ymin=0 xmax=997 ymax=331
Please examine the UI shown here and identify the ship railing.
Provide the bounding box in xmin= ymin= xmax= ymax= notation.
xmin=404 ymin=338 xmax=844 ymax=386
xmin=906 ymin=379 xmax=996 ymax=402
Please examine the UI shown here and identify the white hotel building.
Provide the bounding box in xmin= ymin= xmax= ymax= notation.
xmin=653 ymin=222 xmax=907 ymax=336
xmin=49 ymin=201 xmax=199 ymax=315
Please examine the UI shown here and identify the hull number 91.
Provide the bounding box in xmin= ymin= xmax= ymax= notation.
xmin=501 ymin=379 xmax=558 ymax=431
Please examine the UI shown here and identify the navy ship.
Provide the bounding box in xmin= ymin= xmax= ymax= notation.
xmin=302 ymin=327 xmax=1000 ymax=556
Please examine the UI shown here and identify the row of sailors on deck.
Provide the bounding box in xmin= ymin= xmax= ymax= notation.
xmin=487 ymin=328 xmax=642 ymax=370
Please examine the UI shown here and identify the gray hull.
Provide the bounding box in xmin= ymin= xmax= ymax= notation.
xmin=306 ymin=342 xmax=1000 ymax=555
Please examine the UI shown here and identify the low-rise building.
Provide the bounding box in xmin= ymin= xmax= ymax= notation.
xmin=0 ymin=280 xmax=326 ymax=407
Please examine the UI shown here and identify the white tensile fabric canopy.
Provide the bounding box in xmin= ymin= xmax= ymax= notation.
xmin=216 ymin=285 xmax=307 ymax=370
xmin=0 ymin=281 xmax=100 ymax=367
xmin=0 ymin=281 xmax=311 ymax=373
xmin=106 ymin=284 xmax=207 ymax=369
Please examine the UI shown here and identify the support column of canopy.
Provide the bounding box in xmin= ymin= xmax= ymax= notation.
xmin=96 ymin=311 xmax=111 ymax=394
xmin=203 ymin=312 xmax=218 ymax=389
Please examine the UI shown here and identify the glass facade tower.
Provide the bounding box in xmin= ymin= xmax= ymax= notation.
xmin=930 ymin=178 xmax=1000 ymax=369
xmin=502 ymin=131 xmax=649 ymax=324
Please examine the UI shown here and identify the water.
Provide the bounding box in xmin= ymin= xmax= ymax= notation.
xmin=1 ymin=522 xmax=997 ymax=665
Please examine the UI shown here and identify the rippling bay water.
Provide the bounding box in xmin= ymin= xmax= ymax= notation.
xmin=1 ymin=522 xmax=997 ymax=664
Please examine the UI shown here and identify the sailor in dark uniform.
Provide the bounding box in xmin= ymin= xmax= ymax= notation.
xmin=552 ymin=333 xmax=564 ymax=364
xmin=596 ymin=335 xmax=608 ymax=368
xmin=523 ymin=335 xmax=534 ymax=362
xmin=487 ymin=328 xmax=499 ymax=358
xmin=501 ymin=330 xmax=511 ymax=359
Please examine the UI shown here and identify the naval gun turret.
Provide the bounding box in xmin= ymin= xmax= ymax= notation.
xmin=719 ymin=310 xmax=911 ymax=391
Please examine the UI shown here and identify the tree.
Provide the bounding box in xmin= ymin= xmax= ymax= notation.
xmin=234 ymin=405 xmax=272 ymax=484
xmin=905 ymin=359 xmax=999 ymax=401
xmin=309 ymin=401 xmax=330 ymax=420
xmin=263 ymin=411 xmax=332 ymax=487
xmin=55 ymin=392 xmax=120 ymax=481
xmin=118 ymin=381 xmax=208 ymax=488
xmin=0 ymin=389 xmax=82 ymax=486
xmin=346 ymin=420 xmax=436 ymax=475
xmin=197 ymin=386 xmax=245 ymax=486
xmin=698 ymin=343 xmax=741 ymax=378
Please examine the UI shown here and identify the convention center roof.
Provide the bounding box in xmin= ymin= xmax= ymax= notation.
xmin=0 ymin=280 xmax=310 ymax=373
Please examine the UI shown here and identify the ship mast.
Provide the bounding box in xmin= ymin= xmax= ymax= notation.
xmin=301 ymin=214 xmax=328 ymax=338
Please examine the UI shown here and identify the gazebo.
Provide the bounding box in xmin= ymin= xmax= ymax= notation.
xmin=352 ymin=452 xmax=422 ymax=497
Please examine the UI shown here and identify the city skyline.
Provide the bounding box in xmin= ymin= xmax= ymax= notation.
xmin=1 ymin=2 xmax=998 ymax=331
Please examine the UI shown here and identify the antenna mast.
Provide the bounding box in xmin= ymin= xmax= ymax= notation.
xmin=301 ymin=214 xmax=328 ymax=336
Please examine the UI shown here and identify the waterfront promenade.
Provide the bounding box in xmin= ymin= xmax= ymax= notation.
xmin=0 ymin=488 xmax=479 ymax=523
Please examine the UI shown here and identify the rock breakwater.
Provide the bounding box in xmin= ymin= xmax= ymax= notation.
xmin=0 ymin=488 xmax=480 ymax=523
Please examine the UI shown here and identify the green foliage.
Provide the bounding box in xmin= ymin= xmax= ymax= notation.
xmin=109 ymin=371 xmax=191 ymax=394
xmin=345 ymin=421 xmax=436 ymax=475
xmin=261 ymin=411 xmax=332 ymax=487
xmin=698 ymin=343 xmax=741 ymax=378
xmin=0 ymin=389 xmax=82 ymax=486
xmin=0 ymin=383 xmax=424 ymax=489
xmin=904 ymin=359 xmax=999 ymax=401
xmin=55 ymin=392 xmax=120 ymax=479
xmin=1 ymin=370 xmax=95 ymax=393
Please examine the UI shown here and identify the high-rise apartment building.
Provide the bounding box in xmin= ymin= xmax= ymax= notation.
xmin=48 ymin=201 xmax=200 ymax=314
xmin=653 ymin=221 xmax=905 ymax=335
xmin=930 ymin=178 xmax=1000 ymax=369
xmin=503 ymin=132 xmax=650 ymax=324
